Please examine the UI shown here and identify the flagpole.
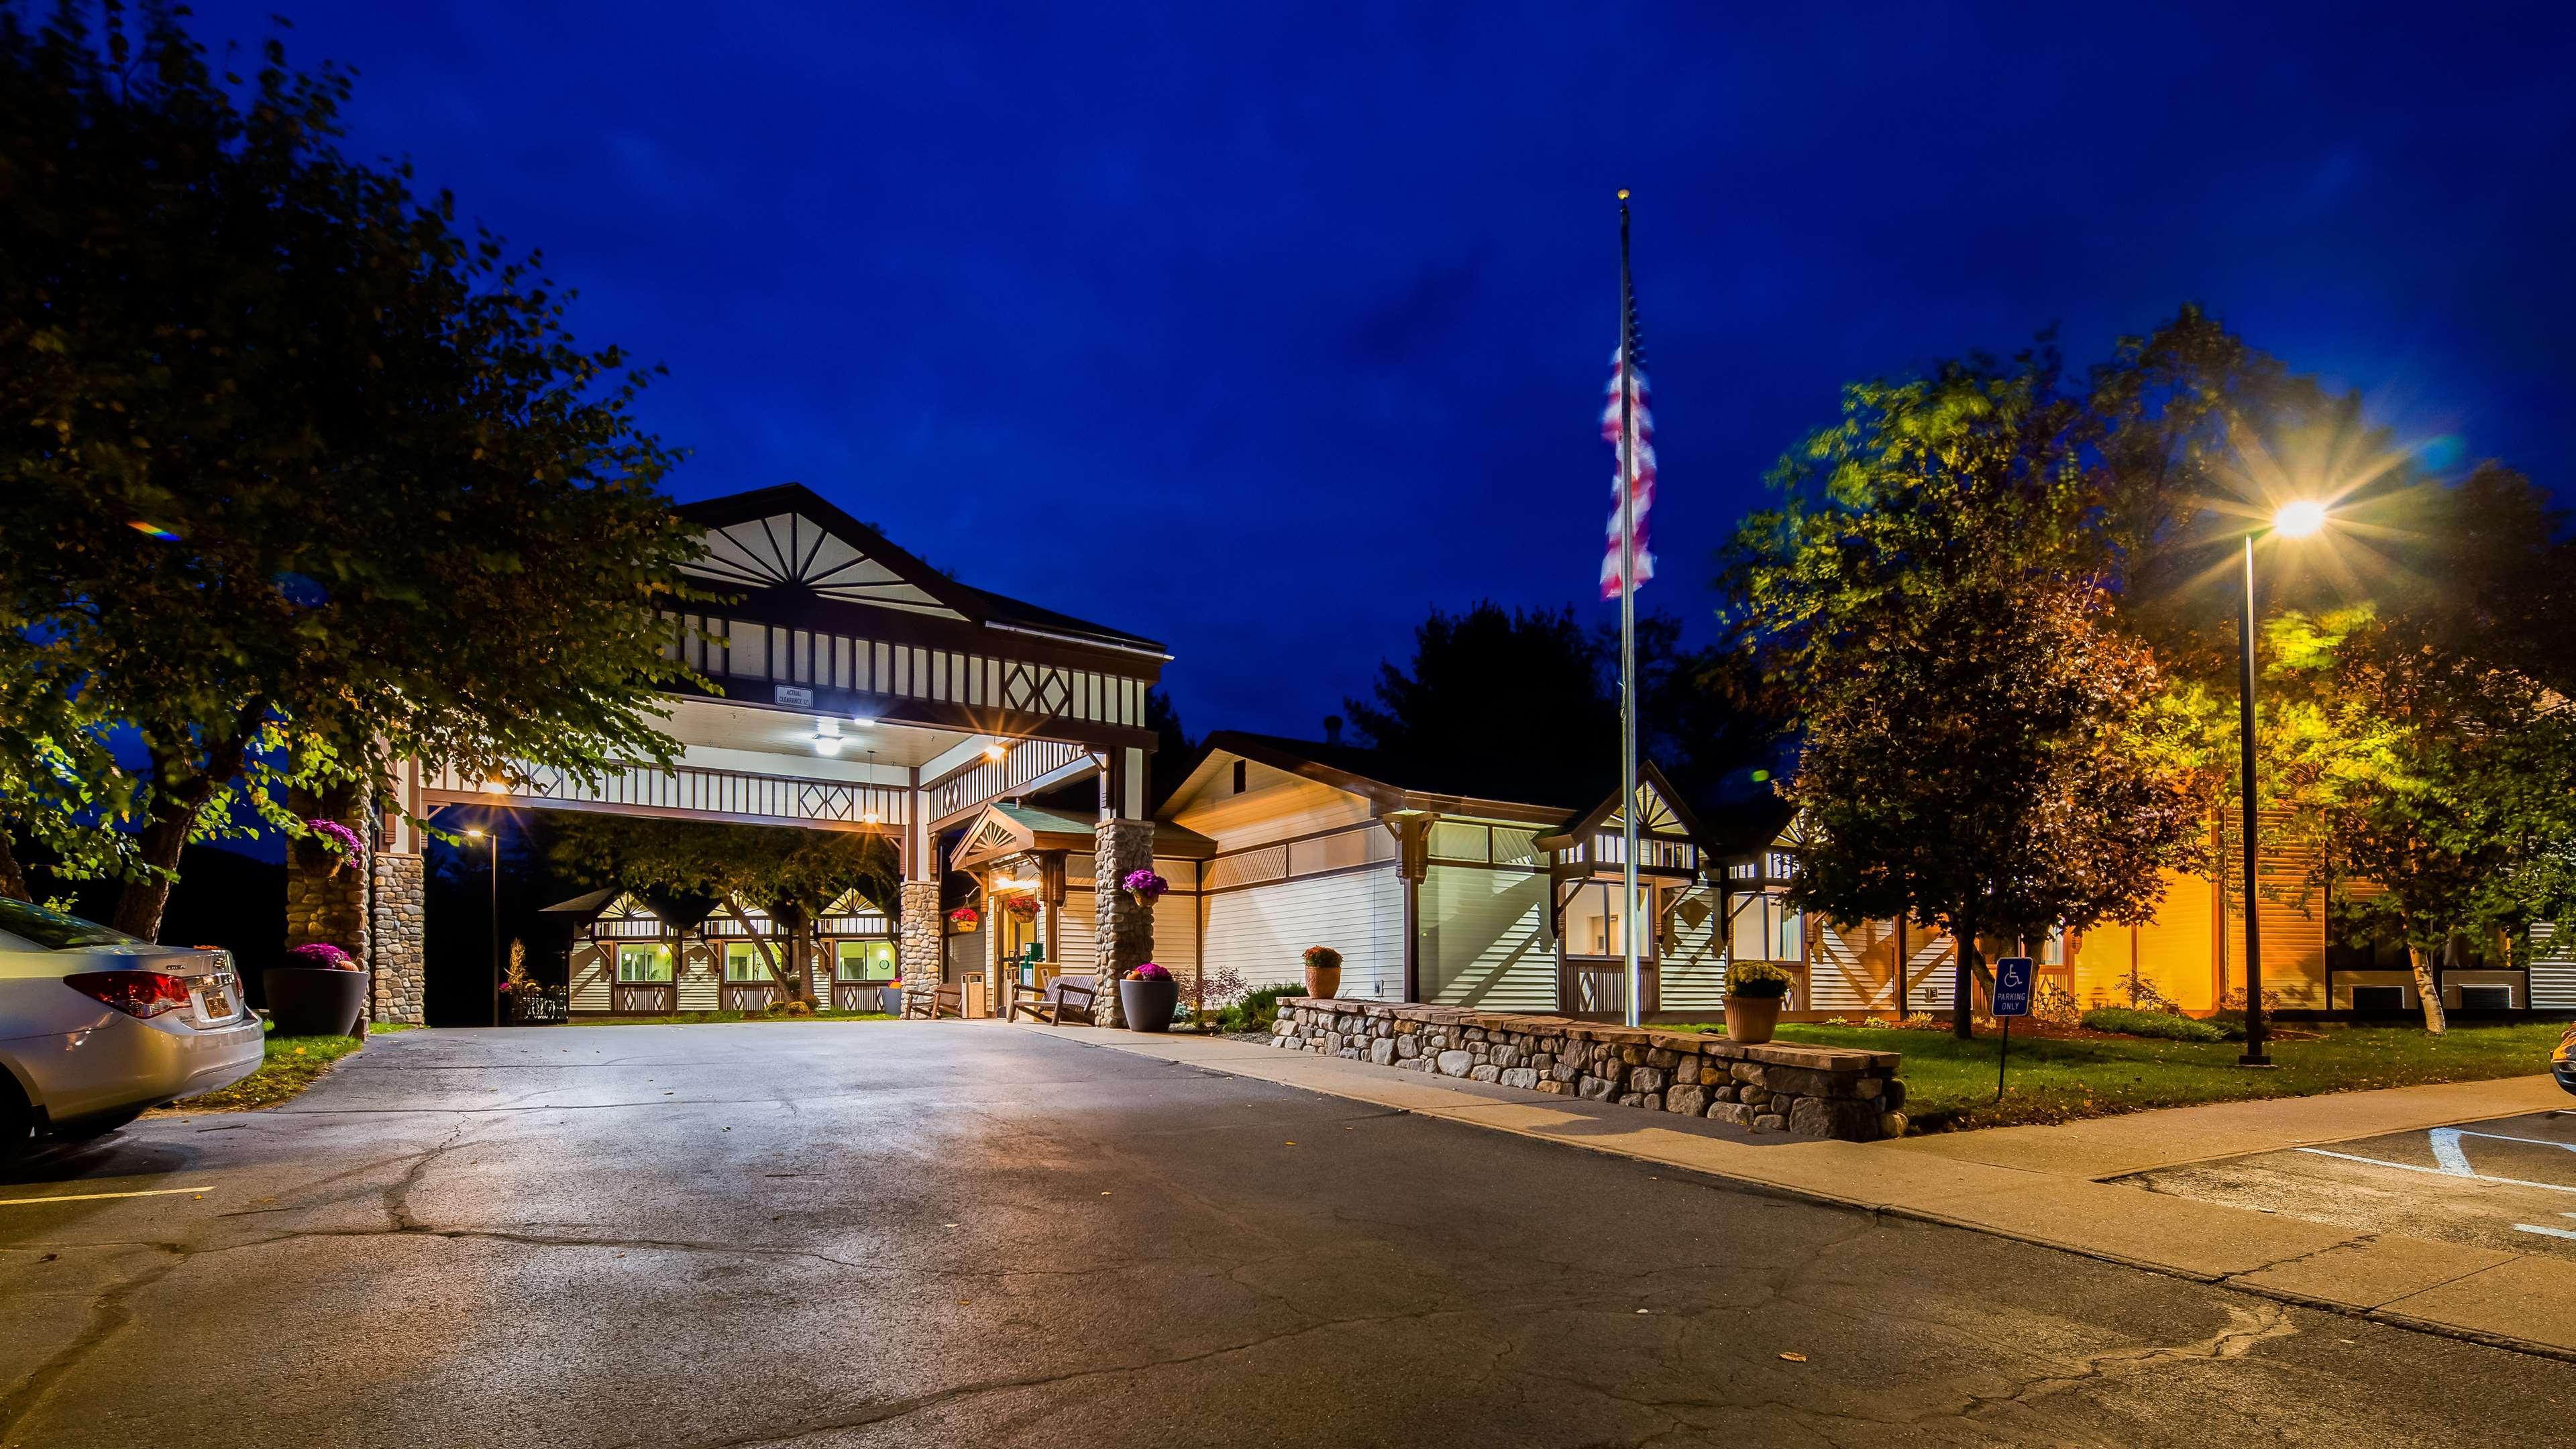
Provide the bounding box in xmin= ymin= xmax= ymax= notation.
xmin=1616 ymin=190 xmax=1642 ymax=1030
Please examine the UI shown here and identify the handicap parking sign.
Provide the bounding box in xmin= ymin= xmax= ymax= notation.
xmin=1992 ymin=957 xmax=2035 ymax=1018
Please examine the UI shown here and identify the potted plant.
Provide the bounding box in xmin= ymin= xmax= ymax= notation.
xmin=947 ymin=905 xmax=981 ymax=932
xmin=1120 ymin=962 xmax=1179 ymax=1033
xmin=1724 ymin=961 xmax=1795 ymax=1044
xmin=265 ymin=942 xmax=368 ymax=1036
xmin=1122 ymin=869 xmax=1168 ymax=910
xmin=1301 ymin=945 xmax=1342 ymax=1000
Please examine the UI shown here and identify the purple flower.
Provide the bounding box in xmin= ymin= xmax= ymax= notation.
xmin=1130 ymin=962 xmax=1171 ymax=981
xmin=285 ymin=942 xmax=355 ymax=971
xmin=1121 ymin=869 xmax=1168 ymax=902
xmin=305 ymin=819 xmax=366 ymax=862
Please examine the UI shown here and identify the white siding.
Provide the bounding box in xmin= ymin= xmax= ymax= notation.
xmin=1059 ymin=886 xmax=1097 ymax=972
xmin=677 ymin=940 xmax=719 ymax=1011
xmin=1204 ymin=866 xmax=1404 ymax=998
xmin=570 ymin=942 xmax=611 ymax=1012
xmin=1152 ymin=891 xmax=1201 ymax=985
xmin=1661 ymin=886 xmax=1727 ymax=1012
xmin=1420 ymin=864 xmax=1555 ymax=1010
xmin=2534 ymin=922 xmax=2576 ymax=1010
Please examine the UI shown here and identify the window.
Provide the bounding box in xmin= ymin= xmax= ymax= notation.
xmin=616 ymin=945 xmax=672 ymax=983
xmin=837 ymin=940 xmax=897 ymax=981
xmin=724 ymin=943 xmax=772 ymax=982
xmin=1562 ymin=881 xmax=1654 ymax=958
xmin=1232 ymin=759 xmax=1248 ymax=794
xmin=1728 ymin=891 xmax=1801 ymax=963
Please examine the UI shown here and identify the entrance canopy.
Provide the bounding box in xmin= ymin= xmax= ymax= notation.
xmin=410 ymin=484 xmax=1171 ymax=875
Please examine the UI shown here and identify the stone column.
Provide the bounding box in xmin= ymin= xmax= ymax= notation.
xmin=898 ymin=880 xmax=943 ymax=1000
xmin=1090 ymin=818 xmax=1156 ymax=1027
xmin=284 ymin=784 xmax=371 ymax=1034
xmin=369 ymin=851 xmax=427 ymax=1024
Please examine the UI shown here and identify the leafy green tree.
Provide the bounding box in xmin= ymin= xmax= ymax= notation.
xmin=0 ymin=669 xmax=128 ymax=902
xmin=1725 ymin=352 xmax=2207 ymax=1036
xmin=548 ymin=816 xmax=900 ymax=1005
xmin=0 ymin=6 xmax=702 ymax=936
xmin=2241 ymin=470 xmax=2576 ymax=1032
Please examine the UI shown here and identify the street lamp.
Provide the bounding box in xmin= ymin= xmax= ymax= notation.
xmin=466 ymin=826 xmax=499 ymax=1028
xmin=2236 ymin=500 xmax=2328 ymax=1067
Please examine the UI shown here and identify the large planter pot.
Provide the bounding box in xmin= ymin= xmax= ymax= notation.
xmin=1724 ymin=994 xmax=1782 ymax=1044
xmin=1120 ymin=975 xmax=1179 ymax=1032
xmin=1303 ymin=963 xmax=1341 ymax=1000
xmin=264 ymin=967 xmax=368 ymax=1037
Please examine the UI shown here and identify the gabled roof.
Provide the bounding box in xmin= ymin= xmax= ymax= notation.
xmin=1168 ymin=731 xmax=1652 ymax=828
xmin=1532 ymin=761 xmax=1710 ymax=850
xmin=540 ymin=888 xmax=718 ymax=930
xmin=675 ymin=484 xmax=1167 ymax=657
xmin=951 ymin=799 xmax=1216 ymax=873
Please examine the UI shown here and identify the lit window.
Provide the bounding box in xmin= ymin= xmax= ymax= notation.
xmin=616 ymin=946 xmax=672 ymax=983
xmin=724 ymin=943 xmax=771 ymax=981
xmin=836 ymin=940 xmax=896 ymax=981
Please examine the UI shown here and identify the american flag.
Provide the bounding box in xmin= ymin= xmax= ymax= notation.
xmin=1597 ymin=334 xmax=1656 ymax=599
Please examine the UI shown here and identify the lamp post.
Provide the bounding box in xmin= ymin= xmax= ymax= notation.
xmin=467 ymin=826 xmax=499 ymax=1028
xmin=2237 ymin=498 xmax=2327 ymax=1067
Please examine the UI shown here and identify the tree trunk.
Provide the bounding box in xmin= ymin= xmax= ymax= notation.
xmin=2410 ymin=940 xmax=2449 ymax=1035
xmin=111 ymin=720 xmax=260 ymax=941
xmin=1951 ymin=914 xmax=1980 ymax=1039
xmin=719 ymin=898 xmax=802 ymax=998
xmin=0 ymin=830 xmax=29 ymax=904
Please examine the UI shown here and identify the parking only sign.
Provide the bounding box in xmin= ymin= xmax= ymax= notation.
xmin=1992 ymin=957 xmax=2035 ymax=1018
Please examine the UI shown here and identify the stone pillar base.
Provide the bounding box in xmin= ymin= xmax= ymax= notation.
xmin=1090 ymin=818 xmax=1157 ymax=1028
xmin=369 ymin=853 xmax=427 ymax=1024
xmin=898 ymin=880 xmax=943 ymax=1003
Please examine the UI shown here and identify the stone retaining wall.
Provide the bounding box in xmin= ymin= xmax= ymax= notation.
xmin=1269 ymin=998 xmax=1906 ymax=1141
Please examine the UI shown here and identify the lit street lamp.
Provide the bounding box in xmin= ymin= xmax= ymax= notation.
xmin=466 ymin=825 xmax=499 ymax=1028
xmin=2237 ymin=499 xmax=2327 ymax=1067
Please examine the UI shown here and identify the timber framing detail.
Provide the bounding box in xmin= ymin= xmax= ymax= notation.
xmin=420 ymin=760 xmax=905 ymax=833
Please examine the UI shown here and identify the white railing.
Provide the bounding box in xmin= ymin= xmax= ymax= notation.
xmin=423 ymin=760 xmax=906 ymax=830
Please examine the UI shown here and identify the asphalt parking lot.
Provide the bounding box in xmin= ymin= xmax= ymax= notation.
xmin=5 ymin=1024 xmax=2574 ymax=1448
xmin=2128 ymin=1108 xmax=2576 ymax=1259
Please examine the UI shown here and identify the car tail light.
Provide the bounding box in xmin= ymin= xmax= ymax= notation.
xmin=64 ymin=971 xmax=196 ymax=1020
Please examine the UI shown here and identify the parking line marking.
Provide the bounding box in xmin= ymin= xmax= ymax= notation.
xmin=2296 ymin=1147 xmax=2576 ymax=1195
xmin=0 ymin=1186 xmax=212 ymax=1207
xmin=2513 ymin=1224 xmax=2576 ymax=1241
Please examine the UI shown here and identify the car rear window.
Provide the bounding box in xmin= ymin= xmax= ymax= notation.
xmin=0 ymin=896 xmax=138 ymax=949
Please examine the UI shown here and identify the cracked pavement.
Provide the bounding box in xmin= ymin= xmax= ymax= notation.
xmin=1 ymin=1022 xmax=2567 ymax=1447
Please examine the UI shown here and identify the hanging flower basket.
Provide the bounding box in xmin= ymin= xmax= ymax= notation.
xmin=1003 ymin=894 xmax=1038 ymax=920
xmin=303 ymin=818 xmax=368 ymax=877
xmin=947 ymin=905 xmax=981 ymax=932
xmin=1122 ymin=869 xmax=1168 ymax=910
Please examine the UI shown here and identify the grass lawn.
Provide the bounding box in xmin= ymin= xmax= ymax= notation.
xmin=576 ymin=1010 xmax=896 ymax=1026
xmin=162 ymin=1023 xmax=367 ymax=1114
xmin=1672 ymin=1020 xmax=2567 ymax=1132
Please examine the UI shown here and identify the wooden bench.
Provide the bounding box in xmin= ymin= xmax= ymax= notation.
xmin=1010 ymin=975 xmax=1097 ymax=1026
xmin=930 ymin=983 xmax=964 ymax=1019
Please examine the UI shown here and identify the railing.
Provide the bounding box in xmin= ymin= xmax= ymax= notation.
xmin=926 ymin=738 xmax=1093 ymax=822
xmin=423 ymin=760 xmax=906 ymax=830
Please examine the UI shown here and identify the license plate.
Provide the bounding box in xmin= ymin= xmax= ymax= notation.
xmin=197 ymin=974 xmax=237 ymax=1021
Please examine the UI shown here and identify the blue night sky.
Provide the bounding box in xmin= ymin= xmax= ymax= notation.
xmin=194 ymin=1 xmax=2575 ymax=739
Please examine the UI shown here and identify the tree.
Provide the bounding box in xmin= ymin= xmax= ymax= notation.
xmin=0 ymin=7 xmax=703 ymax=936
xmin=1345 ymin=600 xmax=1768 ymax=806
xmin=2245 ymin=469 xmax=2576 ymax=1032
xmin=1725 ymin=352 xmax=2207 ymax=1036
xmin=548 ymin=816 xmax=900 ymax=1005
xmin=0 ymin=666 xmax=127 ymax=902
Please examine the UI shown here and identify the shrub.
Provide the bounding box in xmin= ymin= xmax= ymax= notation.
xmin=2080 ymin=1006 xmax=2224 ymax=1042
xmin=1727 ymin=961 xmax=1794 ymax=1000
xmin=1219 ymin=981 xmax=1303 ymax=1034
xmin=1302 ymin=945 xmax=1342 ymax=971
xmin=784 ymin=999 xmax=814 ymax=1017
xmin=2032 ymin=979 xmax=2082 ymax=1028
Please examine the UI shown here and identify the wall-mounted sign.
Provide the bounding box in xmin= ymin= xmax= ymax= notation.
xmin=775 ymin=685 xmax=815 ymax=707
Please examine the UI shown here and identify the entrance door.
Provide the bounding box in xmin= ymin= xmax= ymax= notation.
xmin=612 ymin=943 xmax=675 ymax=1014
xmin=720 ymin=941 xmax=785 ymax=1013
xmin=1556 ymin=879 xmax=1661 ymax=1017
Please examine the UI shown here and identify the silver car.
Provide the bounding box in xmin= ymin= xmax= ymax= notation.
xmin=0 ymin=897 xmax=264 ymax=1155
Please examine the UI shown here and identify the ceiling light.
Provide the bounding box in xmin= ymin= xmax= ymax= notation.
xmin=983 ymin=742 xmax=1008 ymax=761
xmin=480 ymin=779 xmax=508 ymax=794
xmin=849 ymin=716 xmax=875 ymax=729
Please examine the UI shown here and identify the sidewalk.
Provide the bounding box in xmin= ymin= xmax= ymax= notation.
xmin=1028 ymin=1024 xmax=2576 ymax=1362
